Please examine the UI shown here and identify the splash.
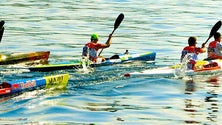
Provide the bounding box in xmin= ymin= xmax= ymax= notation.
xmin=77 ymin=57 xmax=94 ymax=74
xmin=174 ymin=54 xmax=193 ymax=78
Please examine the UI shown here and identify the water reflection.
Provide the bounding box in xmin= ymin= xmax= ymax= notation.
xmin=184 ymin=79 xmax=196 ymax=94
xmin=184 ymin=79 xmax=200 ymax=124
xmin=184 ymin=77 xmax=220 ymax=124
xmin=204 ymin=77 xmax=219 ymax=123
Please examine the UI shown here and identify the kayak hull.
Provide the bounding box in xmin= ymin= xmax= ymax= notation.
xmin=124 ymin=59 xmax=222 ymax=78
xmin=0 ymin=73 xmax=69 ymax=96
xmin=29 ymin=51 xmax=156 ymax=72
xmin=29 ymin=63 xmax=81 ymax=72
xmin=0 ymin=51 xmax=50 ymax=65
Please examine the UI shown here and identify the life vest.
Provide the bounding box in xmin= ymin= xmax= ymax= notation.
xmin=181 ymin=46 xmax=205 ymax=70
xmin=82 ymin=42 xmax=103 ymax=62
xmin=180 ymin=46 xmax=203 ymax=62
xmin=207 ymin=41 xmax=221 ymax=59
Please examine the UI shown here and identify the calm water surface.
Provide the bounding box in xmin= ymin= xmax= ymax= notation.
xmin=0 ymin=0 xmax=222 ymax=124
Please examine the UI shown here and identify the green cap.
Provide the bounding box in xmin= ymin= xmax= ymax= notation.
xmin=91 ymin=33 xmax=99 ymax=40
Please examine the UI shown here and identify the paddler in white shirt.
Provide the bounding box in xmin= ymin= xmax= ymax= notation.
xmin=180 ymin=36 xmax=206 ymax=69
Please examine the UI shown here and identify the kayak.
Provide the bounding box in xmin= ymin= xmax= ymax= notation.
xmin=0 ymin=73 xmax=69 ymax=96
xmin=123 ymin=20 xmax=222 ymax=78
xmin=28 ymin=51 xmax=156 ymax=72
xmin=124 ymin=59 xmax=222 ymax=78
xmin=29 ymin=51 xmax=156 ymax=72
xmin=0 ymin=51 xmax=50 ymax=65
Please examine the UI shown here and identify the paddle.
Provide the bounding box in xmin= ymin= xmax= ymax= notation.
xmin=204 ymin=20 xmax=221 ymax=45
xmin=0 ymin=20 xmax=5 ymax=42
xmin=98 ymin=13 xmax=124 ymax=56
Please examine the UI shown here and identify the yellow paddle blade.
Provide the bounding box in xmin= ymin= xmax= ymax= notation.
xmin=170 ymin=64 xmax=181 ymax=69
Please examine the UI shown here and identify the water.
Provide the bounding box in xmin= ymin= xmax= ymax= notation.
xmin=1 ymin=0 xmax=222 ymax=124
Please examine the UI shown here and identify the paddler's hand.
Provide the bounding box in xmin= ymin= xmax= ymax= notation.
xmin=108 ymin=34 xmax=112 ymax=38
xmin=201 ymin=43 xmax=206 ymax=48
xmin=105 ymin=34 xmax=112 ymax=47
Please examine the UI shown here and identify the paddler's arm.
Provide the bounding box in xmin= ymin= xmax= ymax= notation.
xmin=103 ymin=34 xmax=112 ymax=48
xmin=97 ymin=34 xmax=113 ymax=57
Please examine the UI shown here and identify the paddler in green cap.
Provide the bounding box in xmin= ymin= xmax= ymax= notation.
xmin=82 ymin=33 xmax=112 ymax=63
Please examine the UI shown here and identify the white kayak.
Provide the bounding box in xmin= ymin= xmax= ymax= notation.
xmin=124 ymin=59 xmax=222 ymax=78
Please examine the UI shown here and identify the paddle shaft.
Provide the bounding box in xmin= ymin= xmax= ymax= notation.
xmin=0 ymin=20 xmax=5 ymax=42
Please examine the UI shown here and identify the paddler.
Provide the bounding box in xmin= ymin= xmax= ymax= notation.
xmin=82 ymin=33 xmax=112 ymax=63
xmin=207 ymin=32 xmax=222 ymax=59
xmin=180 ymin=36 xmax=206 ymax=69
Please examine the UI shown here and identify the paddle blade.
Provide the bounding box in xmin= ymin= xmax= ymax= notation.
xmin=204 ymin=20 xmax=222 ymax=44
xmin=209 ymin=20 xmax=221 ymax=36
xmin=0 ymin=27 xmax=4 ymax=42
xmin=0 ymin=20 xmax=4 ymax=28
xmin=113 ymin=13 xmax=124 ymax=32
xmin=0 ymin=20 xmax=5 ymax=42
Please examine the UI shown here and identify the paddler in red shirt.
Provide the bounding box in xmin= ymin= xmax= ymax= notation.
xmin=207 ymin=32 xmax=222 ymax=59
xmin=82 ymin=33 xmax=112 ymax=63
xmin=180 ymin=36 xmax=206 ymax=69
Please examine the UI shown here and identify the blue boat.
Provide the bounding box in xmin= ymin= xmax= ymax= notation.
xmin=0 ymin=74 xmax=70 ymax=96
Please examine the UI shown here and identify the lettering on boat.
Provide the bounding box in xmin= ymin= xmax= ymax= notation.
xmin=47 ymin=76 xmax=64 ymax=86
xmin=19 ymin=80 xmax=37 ymax=89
